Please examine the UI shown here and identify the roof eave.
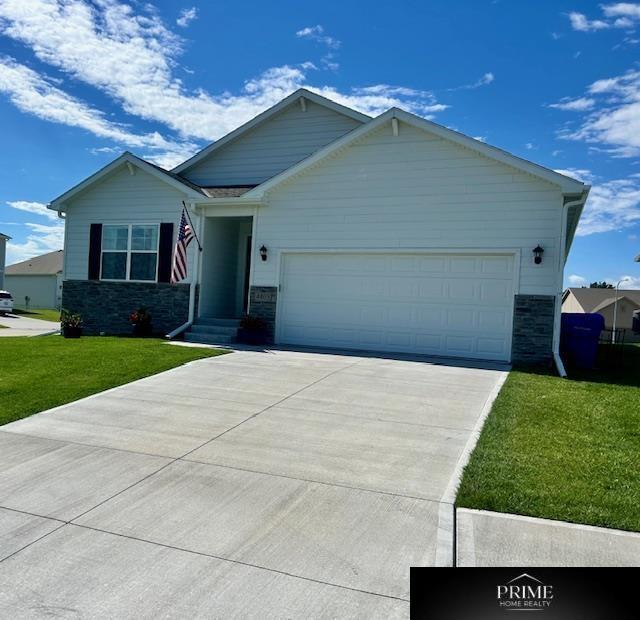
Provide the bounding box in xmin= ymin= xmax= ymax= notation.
xmin=50 ymin=152 xmax=204 ymax=212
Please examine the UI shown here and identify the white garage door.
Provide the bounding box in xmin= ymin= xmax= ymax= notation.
xmin=277 ymin=252 xmax=516 ymax=361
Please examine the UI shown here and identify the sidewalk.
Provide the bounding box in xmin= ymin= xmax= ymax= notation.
xmin=0 ymin=314 xmax=59 ymax=337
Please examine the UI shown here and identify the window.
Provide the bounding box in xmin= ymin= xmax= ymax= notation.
xmin=101 ymin=224 xmax=159 ymax=281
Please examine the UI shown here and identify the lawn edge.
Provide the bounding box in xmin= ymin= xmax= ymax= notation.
xmin=1 ymin=348 xmax=231 ymax=427
xmin=444 ymin=369 xmax=510 ymax=506
xmin=458 ymin=507 xmax=640 ymax=537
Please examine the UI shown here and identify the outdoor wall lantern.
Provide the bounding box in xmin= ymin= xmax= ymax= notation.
xmin=533 ymin=245 xmax=544 ymax=265
xmin=259 ymin=245 xmax=268 ymax=262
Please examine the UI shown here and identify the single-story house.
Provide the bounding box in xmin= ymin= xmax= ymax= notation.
xmin=0 ymin=232 xmax=9 ymax=290
xmin=562 ymin=287 xmax=640 ymax=337
xmin=50 ymin=88 xmax=589 ymax=365
xmin=5 ymin=250 xmax=64 ymax=309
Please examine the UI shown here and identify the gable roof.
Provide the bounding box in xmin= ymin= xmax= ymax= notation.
xmin=172 ymin=88 xmax=370 ymax=175
xmin=247 ymin=107 xmax=589 ymax=199
xmin=49 ymin=152 xmax=205 ymax=212
xmin=0 ymin=232 xmax=10 ymax=240
xmin=565 ymin=287 xmax=640 ymax=312
xmin=6 ymin=250 xmax=63 ymax=275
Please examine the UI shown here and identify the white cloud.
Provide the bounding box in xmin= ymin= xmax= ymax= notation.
xmin=556 ymin=69 xmax=640 ymax=157
xmin=6 ymin=222 xmax=64 ymax=263
xmin=7 ymin=200 xmax=57 ymax=221
xmin=176 ymin=7 xmax=197 ymax=28
xmin=449 ymin=72 xmax=495 ymax=91
xmin=567 ymin=274 xmax=587 ymax=286
xmin=562 ymin=172 xmax=640 ymax=235
xmin=602 ymin=3 xmax=640 ymax=19
xmin=0 ymin=56 xmax=197 ymax=168
xmin=555 ymin=168 xmax=640 ymax=236
xmin=295 ymin=25 xmax=340 ymax=49
xmin=549 ymin=96 xmax=596 ymax=111
xmin=4 ymin=200 xmax=65 ymax=263
xmin=568 ymin=12 xmax=610 ymax=31
xmin=0 ymin=0 xmax=448 ymax=154
xmin=567 ymin=4 xmax=640 ymax=31
xmin=606 ymin=274 xmax=640 ymax=288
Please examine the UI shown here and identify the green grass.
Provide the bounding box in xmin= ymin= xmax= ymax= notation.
xmin=457 ymin=345 xmax=640 ymax=532
xmin=12 ymin=307 xmax=61 ymax=322
xmin=0 ymin=336 xmax=227 ymax=426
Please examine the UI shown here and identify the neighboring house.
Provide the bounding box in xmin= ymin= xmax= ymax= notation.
xmin=0 ymin=232 xmax=9 ymax=290
xmin=562 ymin=287 xmax=640 ymax=338
xmin=5 ymin=250 xmax=64 ymax=309
xmin=50 ymin=88 xmax=589 ymax=364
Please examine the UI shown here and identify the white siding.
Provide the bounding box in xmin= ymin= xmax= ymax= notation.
xmin=64 ymin=165 xmax=194 ymax=281
xmin=561 ymin=293 xmax=584 ymax=314
xmin=253 ymin=122 xmax=563 ymax=297
xmin=4 ymin=275 xmax=58 ymax=309
xmin=0 ymin=237 xmax=6 ymax=289
xmin=182 ymin=100 xmax=361 ymax=186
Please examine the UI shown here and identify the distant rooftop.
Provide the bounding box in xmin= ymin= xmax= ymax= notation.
xmin=566 ymin=287 xmax=640 ymax=312
xmin=6 ymin=250 xmax=63 ymax=275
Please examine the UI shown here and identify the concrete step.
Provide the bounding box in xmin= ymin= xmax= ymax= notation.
xmin=184 ymin=332 xmax=235 ymax=345
xmin=190 ymin=324 xmax=238 ymax=336
xmin=196 ymin=317 xmax=242 ymax=328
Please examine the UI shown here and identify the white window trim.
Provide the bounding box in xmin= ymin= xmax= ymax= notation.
xmin=100 ymin=223 xmax=160 ymax=283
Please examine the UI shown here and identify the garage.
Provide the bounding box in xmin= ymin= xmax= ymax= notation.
xmin=276 ymin=252 xmax=517 ymax=361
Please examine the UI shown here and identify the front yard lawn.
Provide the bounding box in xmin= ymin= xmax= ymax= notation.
xmin=457 ymin=344 xmax=640 ymax=532
xmin=13 ymin=308 xmax=61 ymax=322
xmin=0 ymin=336 xmax=227 ymax=426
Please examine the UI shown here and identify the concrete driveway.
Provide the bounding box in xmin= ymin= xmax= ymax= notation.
xmin=0 ymin=348 xmax=507 ymax=618
xmin=0 ymin=313 xmax=59 ymax=337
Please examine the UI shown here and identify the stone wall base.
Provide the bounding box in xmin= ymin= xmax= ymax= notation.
xmin=62 ymin=280 xmax=190 ymax=336
xmin=249 ymin=286 xmax=277 ymax=344
xmin=511 ymin=294 xmax=555 ymax=364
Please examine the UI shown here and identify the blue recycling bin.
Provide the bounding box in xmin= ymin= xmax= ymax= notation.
xmin=560 ymin=313 xmax=605 ymax=370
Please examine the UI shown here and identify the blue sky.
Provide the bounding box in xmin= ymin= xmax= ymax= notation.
xmin=0 ymin=0 xmax=639 ymax=288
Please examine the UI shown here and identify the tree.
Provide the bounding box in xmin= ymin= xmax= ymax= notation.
xmin=589 ymin=281 xmax=614 ymax=289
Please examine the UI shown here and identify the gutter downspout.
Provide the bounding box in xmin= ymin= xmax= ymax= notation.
xmin=553 ymin=190 xmax=589 ymax=377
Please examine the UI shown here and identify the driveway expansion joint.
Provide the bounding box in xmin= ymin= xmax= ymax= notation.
xmin=68 ymin=522 xmax=410 ymax=604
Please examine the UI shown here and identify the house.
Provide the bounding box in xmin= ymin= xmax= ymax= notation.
xmin=562 ymin=287 xmax=640 ymax=338
xmin=0 ymin=233 xmax=9 ymax=290
xmin=49 ymin=88 xmax=589 ymax=364
xmin=5 ymin=250 xmax=64 ymax=309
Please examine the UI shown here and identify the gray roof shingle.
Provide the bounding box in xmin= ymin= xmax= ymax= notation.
xmin=6 ymin=250 xmax=63 ymax=275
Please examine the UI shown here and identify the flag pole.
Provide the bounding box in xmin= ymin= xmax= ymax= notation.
xmin=182 ymin=201 xmax=203 ymax=252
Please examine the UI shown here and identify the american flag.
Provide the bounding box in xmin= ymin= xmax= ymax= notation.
xmin=171 ymin=206 xmax=195 ymax=283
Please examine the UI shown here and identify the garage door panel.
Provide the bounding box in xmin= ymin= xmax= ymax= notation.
xmin=277 ymin=253 xmax=515 ymax=361
xmin=481 ymin=256 xmax=513 ymax=274
xmin=450 ymin=257 xmax=478 ymax=273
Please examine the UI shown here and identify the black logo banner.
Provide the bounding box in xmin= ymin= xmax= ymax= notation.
xmin=411 ymin=568 xmax=638 ymax=619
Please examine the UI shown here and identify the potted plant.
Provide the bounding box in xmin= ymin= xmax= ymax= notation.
xmin=238 ymin=314 xmax=268 ymax=345
xmin=129 ymin=307 xmax=153 ymax=337
xmin=61 ymin=309 xmax=83 ymax=339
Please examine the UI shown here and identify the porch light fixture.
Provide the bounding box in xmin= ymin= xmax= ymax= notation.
xmin=532 ymin=245 xmax=544 ymax=265
xmin=259 ymin=245 xmax=268 ymax=262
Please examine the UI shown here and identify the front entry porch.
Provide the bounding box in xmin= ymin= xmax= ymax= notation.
xmin=185 ymin=215 xmax=253 ymax=345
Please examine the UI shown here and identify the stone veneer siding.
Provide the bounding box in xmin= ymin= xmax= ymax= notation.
xmin=62 ymin=280 xmax=190 ymax=336
xmin=249 ymin=285 xmax=277 ymax=343
xmin=511 ymin=294 xmax=555 ymax=364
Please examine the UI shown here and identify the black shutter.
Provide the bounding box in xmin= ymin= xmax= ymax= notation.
xmin=157 ymin=222 xmax=174 ymax=283
xmin=88 ymin=224 xmax=102 ymax=280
